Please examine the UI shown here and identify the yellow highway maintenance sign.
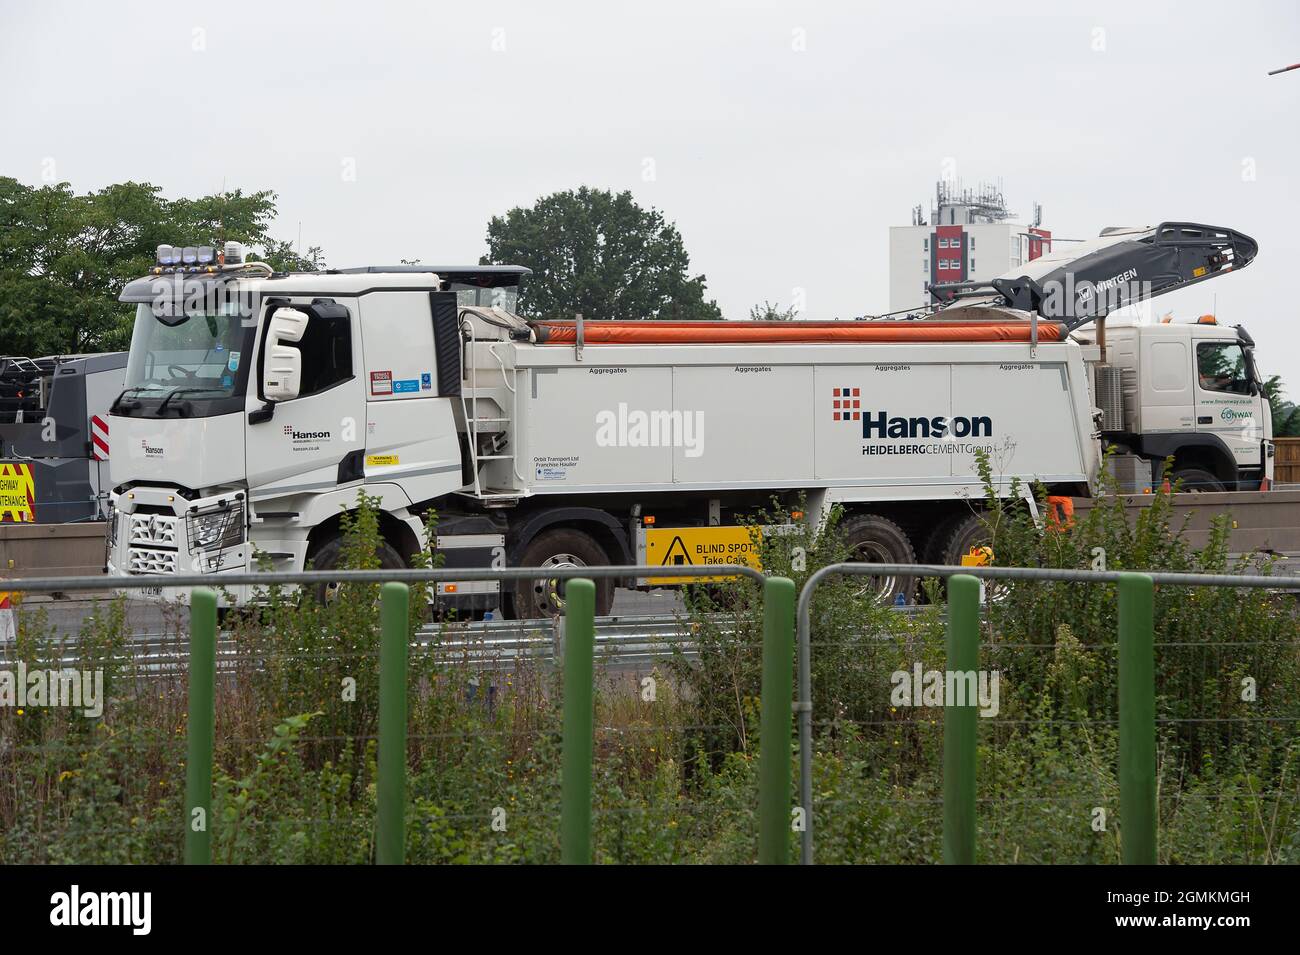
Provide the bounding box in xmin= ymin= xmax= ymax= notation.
xmin=644 ymin=525 xmax=761 ymax=584
xmin=0 ymin=462 xmax=36 ymax=523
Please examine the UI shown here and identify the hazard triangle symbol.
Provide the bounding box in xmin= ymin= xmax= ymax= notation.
xmin=660 ymin=535 xmax=692 ymax=567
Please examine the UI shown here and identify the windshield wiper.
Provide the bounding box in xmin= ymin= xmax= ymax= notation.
xmin=109 ymin=386 xmax=156 ymax=414
xmin=154 ymin=387 xmax=218 ymax=417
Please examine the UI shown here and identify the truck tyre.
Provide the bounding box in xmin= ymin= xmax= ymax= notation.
xmin=840 ymin=514 xmax=916 ymax=604
xmin=940 ymin=512 xmax=993 ymax=567
xmin=509 ymin=528 xmax=615 ymax=619
xmin=1171 ymin=467 xmax=1225 ymax=493
xmin=306 ymin=533 xmax=406 ymax=605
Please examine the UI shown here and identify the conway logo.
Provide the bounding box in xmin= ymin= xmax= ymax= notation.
xmin=862 ymin=411 xmax=992 ymax=439
xmin=1221 ymin=407 xmax=1254 ymax=422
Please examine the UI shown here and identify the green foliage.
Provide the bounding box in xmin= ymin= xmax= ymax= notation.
xmin=1263 ymin=375 xmax=1300 ymax=437
xmin=482 ymin=186 xmax=722 ymax=322
xmin=748 ymin=300 xmax=800 ymax=321
xmin=0 ymin=176 xmax=320 ymax=356
xmin=3 ymin=485 xmax=1297 ymax=863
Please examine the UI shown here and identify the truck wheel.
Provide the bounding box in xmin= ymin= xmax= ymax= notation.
xmin=940 ymin=512 xmax=993 ymax=567
xmin=509 ymin=528 xmax=615 ymax=619
xmin=306 ymin=533 xmax=406 ymax=605
xmin=935 ymin=512 xmax=1007 ymax=603
xmin=1171 ymin=467 xmax=1225 ymax=493
xmin=840 ymin=514 xmax=915 ymax=604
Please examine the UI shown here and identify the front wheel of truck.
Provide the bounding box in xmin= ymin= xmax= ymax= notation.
xmin=506 ymin=528 xmax=615 ymax=620
xmin=306 ymin=533 xmax=406 ymax=605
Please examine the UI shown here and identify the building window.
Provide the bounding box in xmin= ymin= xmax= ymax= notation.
xmin=922 ymin=259 xmax=928 ymax=273
xmin=969 ymin=237 xmax=975 ymax=250
xmin=970 ymin=259 xmax=975 ymax=272
xmin=923 ymin=238 xmax=928 ymax=252
xmin=938 ymin=237 xmax=947 ymax=248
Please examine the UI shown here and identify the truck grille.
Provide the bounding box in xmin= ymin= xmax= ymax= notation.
xmin=128 ymin=547 xmax=178 ymax=575
xmin=129 ymin=513 xmax=179 ymax=546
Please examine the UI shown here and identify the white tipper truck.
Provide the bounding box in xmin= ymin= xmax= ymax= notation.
xmin=105 ymin=224 xmax=1280 ymax=616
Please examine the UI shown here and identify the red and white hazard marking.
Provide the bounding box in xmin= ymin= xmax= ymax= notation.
xmin=0 ymin=591 xmax=14 ymax=641
xmin=91 ymin=415 xmax=109 ymax=461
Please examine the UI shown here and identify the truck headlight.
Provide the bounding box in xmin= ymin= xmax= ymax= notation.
xmin=186 ymin=502 xmax=245 ymax=551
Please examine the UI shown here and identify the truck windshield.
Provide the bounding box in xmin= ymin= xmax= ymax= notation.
xmin=115 ymin=303 xmax=255 ymax=418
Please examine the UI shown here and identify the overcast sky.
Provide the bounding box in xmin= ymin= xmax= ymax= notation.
xmin=3 ymin=1 xmax=1298 ymax=384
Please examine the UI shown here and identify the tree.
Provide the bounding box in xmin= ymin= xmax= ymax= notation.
xmin=749 ymin=300 xmax=800 ymax=321
xmin=1263 ymin=375 xmax=1300 ymax=437
xmin=0 ymin=177 xmax=319 ymax=357
xmin=481 ymin=187 xmax=722 ymax=321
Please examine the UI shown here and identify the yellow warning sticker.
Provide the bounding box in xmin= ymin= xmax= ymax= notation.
xmin=0 ymin=462 xmax=36 ymax=523
xmin=365 ymin=454 xmax=399 ymax=467
xmin=644 ymin=525 xmax=762 ymax=584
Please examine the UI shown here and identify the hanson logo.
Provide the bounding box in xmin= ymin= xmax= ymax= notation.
xmin=862 ymin=411 xmax=992 ymax=439
xmin=282 ymin=425 xmax=332 ymax=442
xmin=140 ymin=439 xmax=164 ymax=458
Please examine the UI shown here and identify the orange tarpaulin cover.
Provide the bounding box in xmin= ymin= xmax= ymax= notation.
xmin=532 ymin=320 xmax=1063 ymax=345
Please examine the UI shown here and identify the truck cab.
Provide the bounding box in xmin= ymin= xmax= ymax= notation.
xmin=936 ymin=221 xmax=1270 ymax=492
xmin=106 ymin=243 xmax=527 ymax=604
xmin=1093 ymin=319 xmax=1270 ymax=491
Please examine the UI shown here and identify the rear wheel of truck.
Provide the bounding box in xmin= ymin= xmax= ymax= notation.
xmin=840 ymin=514 xmax=916 ymax=605
xmin=936 ymin=512 xmax=1006 ymax=603
xmin=306 ymin=533 xmax=406 ymax=605
xmin=508 ymin=528 xmax=615 ymax=620
xmin=939 ymin=512 xmax=994 ymax=567
xmin=1170 ymin=466 xmax=1225 ymax=492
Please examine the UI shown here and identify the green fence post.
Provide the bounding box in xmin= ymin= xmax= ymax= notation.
xmin=1118 ymin=572 xmax=1156 ymax=865
xmin=376 ymin=581 xmax=410 ymax=865
xmin=560 ymin=578 xmax=596 ymax=864
xmin=185 ymin=587 xmax=217 ymax=865
xmin=942 ymin=573 xmax=979 ymax=864
xmin=758 ymin=576 xmax=796 ymax=864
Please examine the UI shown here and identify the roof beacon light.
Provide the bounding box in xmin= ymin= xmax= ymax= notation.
xmin=197 ymin=246 xmax=215 ymax=266
xmin=223 ymin=241 xmax=244 ymax=266
xmin=156 ymin=244 xmax=175 ymax=266
xmin=182 ymin=247 xmax=198 ymax=271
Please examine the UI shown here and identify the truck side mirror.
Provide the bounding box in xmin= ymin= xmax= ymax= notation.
xmin=262 ymin=307 xmax=309 ymax=401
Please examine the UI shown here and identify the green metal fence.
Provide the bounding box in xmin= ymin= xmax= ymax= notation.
xmin=62 ymin=563 xmax=783 ymax=865
xmin=794 ymin=562 xmax=1299 ymax=865
xmin=5 ymin=560 xmax=1295 ymax=864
